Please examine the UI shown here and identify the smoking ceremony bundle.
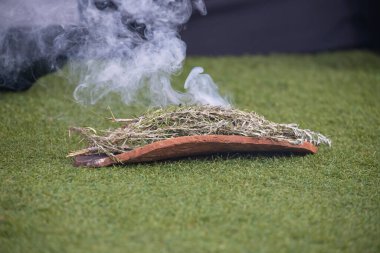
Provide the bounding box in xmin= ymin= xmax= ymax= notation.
xmin=68 ymin=106 xmax=331 ymax=167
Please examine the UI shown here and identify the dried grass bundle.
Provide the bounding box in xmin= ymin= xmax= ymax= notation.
xmin=68 ymin=106 xmax=331 ymax=157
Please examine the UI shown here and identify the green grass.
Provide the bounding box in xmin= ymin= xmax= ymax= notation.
xmin=1 ymin=51 xmax=379 ymax=253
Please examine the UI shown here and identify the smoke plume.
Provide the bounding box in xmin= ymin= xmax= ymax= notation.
xmin=0 ymin=0 xmax=230 ymax=107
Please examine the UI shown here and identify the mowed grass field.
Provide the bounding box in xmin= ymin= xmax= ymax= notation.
xmin=0 ymin=51 xmax=379 ymax=253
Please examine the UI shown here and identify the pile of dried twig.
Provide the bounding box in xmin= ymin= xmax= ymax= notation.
xmin=68 ymin=106 xmax=331 ymax=157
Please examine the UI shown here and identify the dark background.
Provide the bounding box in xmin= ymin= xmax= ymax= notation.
xmin=1 ymin=0 xmax=379 ymax=91
xmin=182 ymin=0 xmax=380 ymax=55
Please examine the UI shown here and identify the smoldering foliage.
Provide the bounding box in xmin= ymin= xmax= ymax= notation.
xmin=68 ymin=106 xmax=332 ymax=156
xmin=0 ymin=0 xmax=229 ymax=107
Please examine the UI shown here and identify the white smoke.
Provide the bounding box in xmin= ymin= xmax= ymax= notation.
xmin=74 ymin=0 xmax=229 ymax=107
xmin=0 ymin=0 xmax=230 ymax=107
xmin=0 ymin=0 xmax=79 ymax=28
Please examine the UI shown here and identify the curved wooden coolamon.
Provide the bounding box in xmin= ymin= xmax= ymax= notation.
xmin=74 ymin=135 xmax=318 ymax=168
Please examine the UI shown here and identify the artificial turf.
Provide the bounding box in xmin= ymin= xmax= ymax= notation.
xmin=0 ymin=51 xmax=379 ymax=253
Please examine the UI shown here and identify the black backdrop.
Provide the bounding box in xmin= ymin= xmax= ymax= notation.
xmin=1 ymin=0 xmax=379 ymax=91
xmin=182 ymin=0 xmax=380 ymax=55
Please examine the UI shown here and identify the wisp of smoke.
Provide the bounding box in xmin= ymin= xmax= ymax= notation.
xmin=74 ymin=0 xmax=229 ymax=107
xmin=0 ymin=0 xmax=230 ymax=107
xmin=0 ymin=0 xmax=80 ymax=90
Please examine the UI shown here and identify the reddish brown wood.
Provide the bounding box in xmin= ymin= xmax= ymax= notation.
xmin=73 ymin=135 xmax=318 ymax=168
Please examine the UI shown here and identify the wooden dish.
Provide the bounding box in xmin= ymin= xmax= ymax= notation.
xmin=73 ymin=135 xmax=317 ymax=167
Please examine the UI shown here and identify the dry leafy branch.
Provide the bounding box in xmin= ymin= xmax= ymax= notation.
xmin=68 ymin=106 xmax=331 ymax=157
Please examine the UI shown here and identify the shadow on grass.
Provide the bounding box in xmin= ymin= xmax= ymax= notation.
xmin=72 ymin=151 xmax=311 ymax=170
